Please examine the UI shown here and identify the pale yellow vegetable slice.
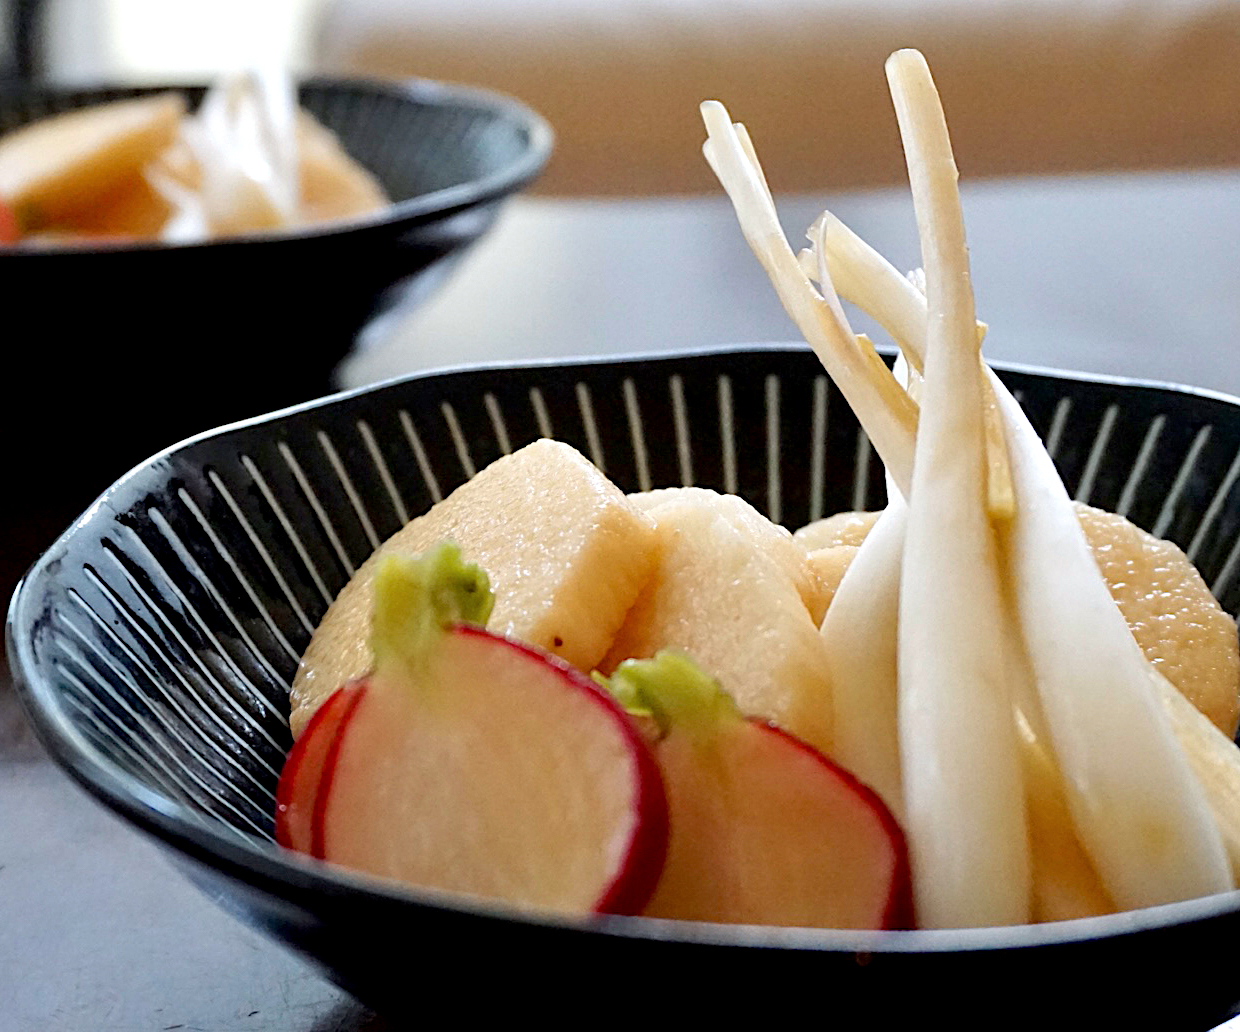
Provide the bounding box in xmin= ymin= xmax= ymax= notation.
xmin=0 ymin=93 xmax=185 ymax=224
xmin=794 ymin=510 xmax=880 ymax=551
xmin=803 ymin=545 xmax=859 ymax=621
xmin=886 ymin=49 xmax=1031 ymax=928
xmin=601 ymin=497 xmax=835 ymax=758
xmin=50 ymin=172 xmax=174 ymax=239
xmin=629 ymin=486 xmax=825 ymax=624
xmin=291 ymin=440 xmax=658 ymax=737
xmin=1079 ymin=504 xmax=1240 ymax=737
xmin=296 ymin=110 xmax=389 ymax=224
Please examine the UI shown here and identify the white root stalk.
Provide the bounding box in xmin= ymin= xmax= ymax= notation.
xmin=820 ymin=491 xmax=907 ymax=818
xmin=814 ymin=182 xmax=1240 ymax=895
xmin=887 ymin=49 xmax=1031 ymax=928
xmin=707 ymin=45 xmax=1240 ymax=921
xmin=699 ymin=101 xmax=918 ymax=499
xmin=994 ymin=379 xmax=1233 ymax=907
xmin=821 ymin=357 xmax=913 ymax=820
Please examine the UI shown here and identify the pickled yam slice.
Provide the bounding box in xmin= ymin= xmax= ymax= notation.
xmin=629 ymin=486 xmax=826 ymax=623
xmin=1079 ymin=504 xmax=1240 ymax=737
xmin=819 ymin=495 xmax=907 ymax=817
xmin=797 ymin=511 xmax=881 ymax=621
xmin=993 ymin=378 xmax=1233 ymax=907
xmin=295 ymin=110 xmax=390 ymax=224
xmin=886 ymin=50 xmax=1030 ymax=928
xmin=291 ymin=440 xmax=658 ymax=737
xmin=699 ymin=101 xmax=918 ymax=499
xmin=794 ymin=510 xmax=880 ymax=551
xmin=0 ymin=93 xmax=185 ymax=224
xmin=56 ymin=172 xmax=175 ymax=239
xmin=804 ymin=545 xmax=859 ymax=620
xmin=600 ymin=497 xmax=834 ymax=758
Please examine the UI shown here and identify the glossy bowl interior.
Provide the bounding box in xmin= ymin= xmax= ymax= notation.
xmin=10 ymin=346 xmax=1240 ymax=1025
xmin=0 ymin=76 xmax=551 ymax=608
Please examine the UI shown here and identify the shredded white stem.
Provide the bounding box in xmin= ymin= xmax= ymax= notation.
xmin=804 ymin=213 xmax=929 ymax=365
xmin=707 ymin=44 xmax=1240 ymax=924
xmin=700 ymin=101 xmax=918 ymax=498
xmin=816 ymin=183 xmax=1240 ymax=896
xmin=804 ymin=213 xmax=1014 ymax=517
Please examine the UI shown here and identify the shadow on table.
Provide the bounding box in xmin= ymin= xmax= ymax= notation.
xmin=0 ymin=655 xmax=45 ymax=762
xmin=307 ymin=1001 xmax=395 ymax=1032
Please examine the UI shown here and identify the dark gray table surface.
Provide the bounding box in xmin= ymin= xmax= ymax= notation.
xmin=0 ymin=663 xmax=392 ymax=1032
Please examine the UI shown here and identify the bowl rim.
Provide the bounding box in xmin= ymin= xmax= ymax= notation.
xmin=0 ymin=74 xmax=555 ymax=254
xmin=10 ymin=342 xmax=1240 ymax=954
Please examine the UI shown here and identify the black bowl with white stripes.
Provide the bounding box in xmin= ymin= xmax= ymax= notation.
xmin=10 ymin=345 xmax=1240 ymax=1026
xmin=0 ymin=75 xmax=552 ymax=616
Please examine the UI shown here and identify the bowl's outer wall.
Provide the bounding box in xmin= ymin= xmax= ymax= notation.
xmin=0 ymin=77 xmax=550 ymax=608
xmin=12 ymin=347 xmax=1240 ymax=1023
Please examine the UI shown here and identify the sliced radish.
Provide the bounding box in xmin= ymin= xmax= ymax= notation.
xmin=0 ymin=197 xmax=19 ymax=244
xmin=311 ymin=551 xmax=667 ymax=915
xmin=274 ymin=684 xmax=362 ymax=852
xmin=607 ymin=652 xmax=912 ymax=929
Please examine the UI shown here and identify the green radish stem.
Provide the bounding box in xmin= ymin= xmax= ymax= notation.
xmin=370 ymin=544 xmax=494 ymax=683
xmin=605 ymin=650 xmax=741 ymax=738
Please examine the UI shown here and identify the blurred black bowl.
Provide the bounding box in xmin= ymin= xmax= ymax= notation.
xmin=0 ymin=75 xmax=552 ymax=604
xmin=10 ymin=345 xmax=1240 ymax=1027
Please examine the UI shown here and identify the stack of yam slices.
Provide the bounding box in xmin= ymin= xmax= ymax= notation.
xmin=292 ymin=440 xmax=1240 ymax=755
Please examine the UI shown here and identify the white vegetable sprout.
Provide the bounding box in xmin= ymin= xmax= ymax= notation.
xmin=702 ymin=47 xmax=1236 ymax=927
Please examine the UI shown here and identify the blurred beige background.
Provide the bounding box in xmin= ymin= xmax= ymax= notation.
xmin=27 ymin=0 xmax=1240 ymax=396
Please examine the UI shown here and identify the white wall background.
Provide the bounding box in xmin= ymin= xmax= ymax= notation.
xmin=42 ymin=0 xmax=324 ymax=81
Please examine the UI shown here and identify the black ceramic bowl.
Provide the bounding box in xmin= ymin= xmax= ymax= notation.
xmin=10 ymin=346 xmax=1240 ymax=1027
xmin=0 ymin=76 xmax=551 ymax=605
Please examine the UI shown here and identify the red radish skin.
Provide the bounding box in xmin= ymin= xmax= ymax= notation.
xmin=0 ymin=198 xmax=18 ymax=244
xmin=313 ymin=625 xmax=668 ymax=916
xmin=760 ymin=721 xmax=915 ymax=930
xmin=274 ymin=684 xmax=363 ymax=852
xmin=644 ymin=715 xmax=914 ymax=930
